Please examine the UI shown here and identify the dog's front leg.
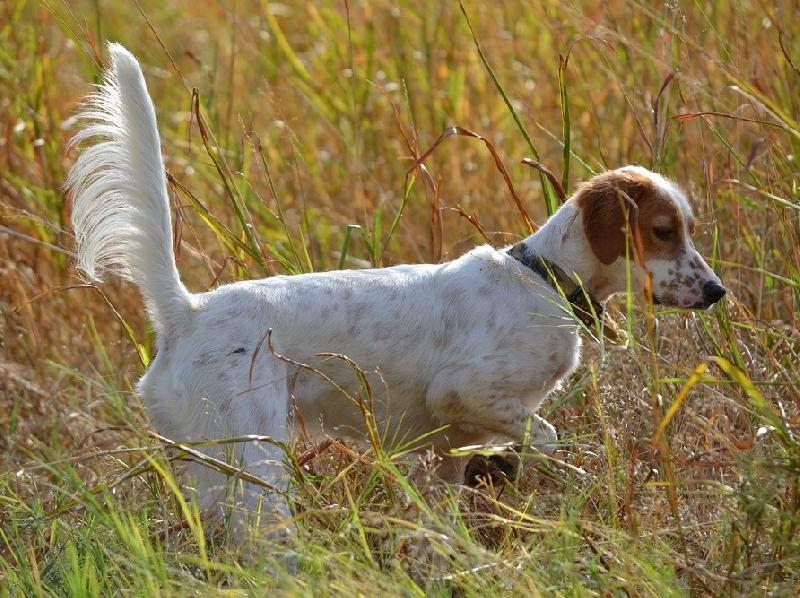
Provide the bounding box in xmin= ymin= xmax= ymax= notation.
xmin=509 ymin=412 xmax=558 ymax=454
xmin=453 ymin=413 xmax=558 ymax=487
xmin=427 ymin=372 xmax=558 ymax=484
xmin=460 ymin=413 xmax=559 ymax=486
xmin=431 ymin=411 xmax=559 ymax=486
xmin=427 ymin=387 xmax=557 ymax=450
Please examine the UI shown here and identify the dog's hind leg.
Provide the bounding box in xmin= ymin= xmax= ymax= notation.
xmin=152 ymin=353 xmax=294 ymax=541
xmin=219 ymin=365 xmax=295 ymax=540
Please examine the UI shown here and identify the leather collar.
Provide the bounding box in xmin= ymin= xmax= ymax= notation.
xmin=507 ymin=242 xmax=606 ymax=334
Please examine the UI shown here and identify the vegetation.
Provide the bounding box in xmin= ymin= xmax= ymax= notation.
xmin=1 ymin=0 xmax=799 ymax=594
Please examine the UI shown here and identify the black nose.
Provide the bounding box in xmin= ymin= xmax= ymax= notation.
xmin=703 ymin=281 xmax=726 ymax=306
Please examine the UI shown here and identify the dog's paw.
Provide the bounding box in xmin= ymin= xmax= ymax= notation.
xmin=464 ymin=452 xmax=521 ymax=487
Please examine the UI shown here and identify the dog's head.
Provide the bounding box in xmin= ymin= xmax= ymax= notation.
xmin=575 ymin=166 xmax=725 ymax=309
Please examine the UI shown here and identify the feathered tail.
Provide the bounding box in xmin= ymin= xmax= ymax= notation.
xmin=66 ymin=43 xmax=191 ymax=334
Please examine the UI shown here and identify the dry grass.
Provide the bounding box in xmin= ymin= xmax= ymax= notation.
xmin=1 ymin=0 xmax=799 ymax=594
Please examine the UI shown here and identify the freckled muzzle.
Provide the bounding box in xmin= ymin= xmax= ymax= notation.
xmin=646 ymin=252 xmax=726 ymax=310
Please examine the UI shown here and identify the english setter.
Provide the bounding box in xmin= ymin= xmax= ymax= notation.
xmin=67 ymin=44 xmax=726 ymax=528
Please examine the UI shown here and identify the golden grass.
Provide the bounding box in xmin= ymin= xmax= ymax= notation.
xmin=1 ymin=0 xmax=798 ymax=593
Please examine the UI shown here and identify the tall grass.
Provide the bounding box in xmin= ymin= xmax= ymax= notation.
xmin=1 ymin=0 xmax=798 ymax=593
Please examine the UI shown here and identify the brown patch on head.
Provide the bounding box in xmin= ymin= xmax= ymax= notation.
xmin=639 ymin=195 xmax=686 ymax=261
xmin=576 ymin=170 xmax=686 ymax=264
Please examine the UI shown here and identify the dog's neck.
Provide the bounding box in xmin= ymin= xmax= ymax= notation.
xmin=507 ymin=242 xmax=606 ymax=329
xmin=510 ymin=202 xmax=625 ymax=303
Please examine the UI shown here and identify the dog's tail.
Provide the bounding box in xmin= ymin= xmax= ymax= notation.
xmin=66 ymin=43 xmax=192 ymax=334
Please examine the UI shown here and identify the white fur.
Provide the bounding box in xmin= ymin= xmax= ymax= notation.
xmin=67 ymin=44 xmax=723 ymax=527
xmin=66 ymin=43 xmax=192 ymax=333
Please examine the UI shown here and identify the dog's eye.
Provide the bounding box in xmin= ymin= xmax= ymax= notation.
xmin=653 ymin=227 xmax=675 ymax=241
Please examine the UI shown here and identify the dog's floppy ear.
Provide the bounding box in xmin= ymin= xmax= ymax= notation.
xmin=577 ymin=172 xmax=650 ymax=265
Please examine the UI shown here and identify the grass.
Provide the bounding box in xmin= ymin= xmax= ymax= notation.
xmin=1 ymin=0 xmax=799 ymax=594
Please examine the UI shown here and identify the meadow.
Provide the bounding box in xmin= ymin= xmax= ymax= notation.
xmin=1 ymin=0 xmax=799 ymax=594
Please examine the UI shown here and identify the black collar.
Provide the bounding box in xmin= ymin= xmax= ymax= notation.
xmin=507 ymin=242 xmax=606 ymax=333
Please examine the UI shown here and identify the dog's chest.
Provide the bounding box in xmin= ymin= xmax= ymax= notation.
xmin=542 ymin=344 xmax=579 ymax=388
xmin=523 ymin=328 xmax=581 ymax=394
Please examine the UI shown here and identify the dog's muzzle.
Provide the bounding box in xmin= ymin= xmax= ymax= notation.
xmin=701 ymin=281 xmax=727 ymax=308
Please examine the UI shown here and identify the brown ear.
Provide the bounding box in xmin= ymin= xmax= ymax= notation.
xmin=577 ymin=173 xmax=651 ymax=265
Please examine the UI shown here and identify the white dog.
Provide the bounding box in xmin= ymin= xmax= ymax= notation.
xmin=67 ymin=44 xmax=726 ymax=525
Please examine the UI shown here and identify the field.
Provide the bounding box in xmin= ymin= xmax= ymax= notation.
xmin=2 ymin=0 xmax=799 ymax=594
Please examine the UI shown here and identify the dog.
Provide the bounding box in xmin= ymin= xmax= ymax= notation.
xmin=67 ymin=43 xmax=726 ymax=527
